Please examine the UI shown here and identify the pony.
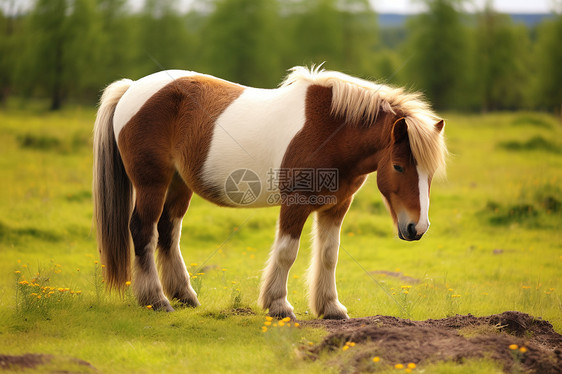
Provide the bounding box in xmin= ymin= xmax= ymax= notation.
xmin=93 ymin=66 xmax=447 ymax=319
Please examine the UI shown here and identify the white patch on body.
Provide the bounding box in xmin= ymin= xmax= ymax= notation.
xmin=113 ymin=70 xmax=198 ymax=140
xmin=202 ymin=81 xmax=309 ymax=207
xmin=416 ymin=166 xmax=430 ymax=235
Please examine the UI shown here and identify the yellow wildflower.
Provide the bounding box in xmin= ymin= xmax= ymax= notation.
xmin=278 ymin=321 xmax=285 ymax=327
xmin=19 ymin=280 xmax=29 ymax=285
xmin=509 ymin=344 xmax=519 ymax=350
xmin=519 ymin=347 xmax=528 ymax=353
xmin=294 ymin=322 xmax=300 ymax=327
xmin=146 ymin=305 xmax=153 ymax=310
xmin=281 ymin=317 xmax=291 ymax=322
xmin=265 ymin=316 xmax=273 ymax=321
xmin=401 ymin=285 xmax=411 ymax=290
xmin=372 ymin=356 xmax=380 ymax=363
xmin=407 ymin=363 xmax=416 ymax=369
xmin=395 ymin=363 xmax=404 ymax=369
xmin=15 ymin=270 xmax=21 ymax=274
xmin=342 ymin=345 xmax=349 ymax=351
xmin=125 ymin=281 xmax=131 ymax=286
xmin=261 ymin=326 xmax=267 ymax=333
xmin=264 ymin=321 xmax=271 ymax=326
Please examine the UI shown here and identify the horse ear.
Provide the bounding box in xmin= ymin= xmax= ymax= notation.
xmin=435 ymin=120 xmax=445 ymax=133
xmin=391 ymin=118 xmax=408 ymax=144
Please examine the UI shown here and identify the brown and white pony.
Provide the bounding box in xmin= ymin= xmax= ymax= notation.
xmin=93 ymin=66 xmax=446 ymax=319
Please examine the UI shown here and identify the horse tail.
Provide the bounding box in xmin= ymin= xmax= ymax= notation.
xmin=93 ymin=78 xmax=133 ymax=292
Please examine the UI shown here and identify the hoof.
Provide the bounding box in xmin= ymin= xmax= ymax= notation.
xmin=265 ymin=298 xmax=296 ymax=320
xmin=268 ymin=310 xmax=297 ymax=320
xmin=323 ymin=312 xmax=349 ymax=320
xmin=151 ymin=299 xmax=175 ymax=312
xmin=177 ymin=297 xmax=201 ymax=308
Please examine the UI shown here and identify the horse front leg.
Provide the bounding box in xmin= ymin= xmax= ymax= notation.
xmin=258 ymin=205 xmax=310 ymax=319
xmin=308 ymin=200 xmax=352 ymax=319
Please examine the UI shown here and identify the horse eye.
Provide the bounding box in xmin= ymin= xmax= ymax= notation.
xmin=393 ymin=165 xmax=404 ymax=173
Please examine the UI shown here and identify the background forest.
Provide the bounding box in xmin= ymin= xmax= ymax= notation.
xmin=0 ymin=0 xmax=561 ymax=113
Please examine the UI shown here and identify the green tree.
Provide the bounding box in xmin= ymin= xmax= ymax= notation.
xmin=23 ymin=0 xmax=102 ymax=109
xmin=403 ymin=0 xmax=469 ymax=110
xmin=473 ymin=2 xmax=531 ymax=111
xmin=134 ymin=0 xmax=194 ymax=77
xmin=290 ymin=0 xmax=344 ymax=67
xmin=96 ymin=0 xmax=136 ymax=83
xmin=201 ymin=0 xmax=282 ymax=87
xmin=286 ymin=0 xmax=379 ymax=77
xmin=535 ymin=10 xmax=562 ymax=114
xmin=0 ymin=5 xmax=19 ymax=103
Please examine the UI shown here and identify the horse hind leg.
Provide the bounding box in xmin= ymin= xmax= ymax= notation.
xmin=130 ymin=181 xmax=174 ymax=312
xmin=156 ymin=173 xmax=199 ymax=307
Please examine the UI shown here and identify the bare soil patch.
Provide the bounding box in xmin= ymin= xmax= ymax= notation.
xmin=0 ymin=354 xmax=95 ymax=372
xmin=301 ymin=311 xmax=562 ymax=373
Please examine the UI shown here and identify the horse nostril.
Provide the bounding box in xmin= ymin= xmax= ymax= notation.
xmin=407 ymin=223 xmax=416 ymax=238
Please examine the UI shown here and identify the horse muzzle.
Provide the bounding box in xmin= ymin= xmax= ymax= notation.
xmin=398 ymin=222 xmax=427 ymax=241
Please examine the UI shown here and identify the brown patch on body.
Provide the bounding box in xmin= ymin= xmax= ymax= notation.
xmin=300 ymin=311 xmax=562 ymax=374
xmin=118 ymin=75 xmax=244 ymax=202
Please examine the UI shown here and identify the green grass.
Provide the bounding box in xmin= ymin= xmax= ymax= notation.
xmin=0 ymin=107 xmax=561 ymax=373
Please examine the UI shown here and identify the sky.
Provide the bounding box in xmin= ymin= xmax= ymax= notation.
xmin=373 ymin=0 xmax=555 ymax=14
xmin=2 ymin=0 xmax=558 ymax=15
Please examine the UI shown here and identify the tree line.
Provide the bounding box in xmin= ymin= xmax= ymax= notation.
xmin=0 ymin=0 xmax=561 ymax=113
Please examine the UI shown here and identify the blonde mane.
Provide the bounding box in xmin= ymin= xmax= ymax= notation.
xmin=282 ymin=66 xmax=447 ymax=175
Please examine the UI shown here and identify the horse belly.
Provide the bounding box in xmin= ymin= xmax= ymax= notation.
xmin=201 ymin=85 xmax=308 ymax=208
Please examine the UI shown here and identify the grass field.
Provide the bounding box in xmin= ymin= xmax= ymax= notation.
xmin=0 ymin=107 xmax=560 ymax=373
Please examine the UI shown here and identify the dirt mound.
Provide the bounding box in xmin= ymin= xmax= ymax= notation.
xmin=0 ymin=353 xmax=96 ymax=372
xmin=301 ymin=311 xmax=562 ymax=373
